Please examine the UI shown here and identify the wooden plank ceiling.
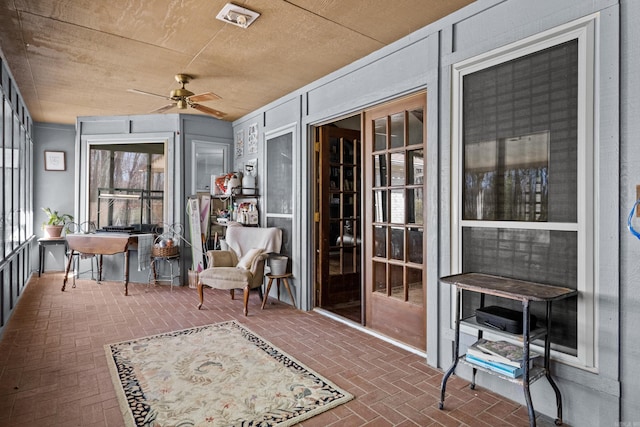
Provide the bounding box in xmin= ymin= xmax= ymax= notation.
xmin=0 ymin=0 xmax=474 ymax=124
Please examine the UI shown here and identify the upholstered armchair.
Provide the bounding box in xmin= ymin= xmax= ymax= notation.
xmin=196 ymin=226 xmax=282 ymax=316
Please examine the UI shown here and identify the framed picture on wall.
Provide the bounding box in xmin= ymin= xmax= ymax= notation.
xmin=44 ymin=151 xmax=66 ymax=171
xmin=236 ymin=130 xmax=244 ymax=158
xmin=248 ymin=123 xmax=258 ymax=154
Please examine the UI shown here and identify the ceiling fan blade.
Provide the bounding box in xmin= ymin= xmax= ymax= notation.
xmin=150 ymin=103 xmax=176 ymax=113
xmin=191 ymin=103 xmax=226 ymax=119
xmin=188 ymin=92 xmax=221 ymax=103
xmin=128 ymin=88 xmax=171 ymax=100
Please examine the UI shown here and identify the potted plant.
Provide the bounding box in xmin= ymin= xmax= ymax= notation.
xmin=42 ymin=207 xmax=73 ymax=238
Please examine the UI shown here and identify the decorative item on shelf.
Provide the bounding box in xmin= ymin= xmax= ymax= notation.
xmin=213 ymin=172 xmax=240 ymax=196
xmin=242 ymin=163 xmax=256 ymax=195
xmin=213 ymin=174 xmax=228 ymax=195
xmin=246 ymin=207 xmax=259 ymax=225
xmin=219 ymin=238 xmax=229 ymax=250
xmin=225 ymin=173 xmax=241 ymax=196
xmin=236 ymin=202 xmax=259 ymax=225
xmin=232 ymin=202 xmax=238 ymax=221
xmin=41 ymin=207 xmax=74 ymax=238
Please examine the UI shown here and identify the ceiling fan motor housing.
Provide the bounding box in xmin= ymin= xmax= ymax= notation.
xmin=170 ymin=88 xmax=195 ymax=100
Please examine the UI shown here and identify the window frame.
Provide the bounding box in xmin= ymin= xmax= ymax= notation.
xmin=191 ymin=140 xmax=228 ymax=194
xmin=450 ymin=16 xmax=597 ymax=369
xmin=79 ymin=134 xmax=175 ymax=229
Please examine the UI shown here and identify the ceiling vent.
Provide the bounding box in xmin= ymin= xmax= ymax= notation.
xmin=216 ymin=3 xmax=260 ymax=29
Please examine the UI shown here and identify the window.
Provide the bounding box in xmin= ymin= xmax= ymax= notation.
xmin=265 ymin=126 xmax=295 ymax=262
xmin=451 ymin=19 xmax=595 ymax=367
xmin=2 ymin=97 xmax=31 ymax=257
xmin=192 ymin=142 xmax=227 ymax=194
xmin=88 ymin=143 xmax=165 ymax=230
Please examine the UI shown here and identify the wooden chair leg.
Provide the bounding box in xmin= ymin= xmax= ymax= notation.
xmin=197 ymin=281 xmax=205 ymax=309
xmin=243 ymin=285 xmax=250 ymax=316
xmin=230 ymin=289 xmax=235 ymax=300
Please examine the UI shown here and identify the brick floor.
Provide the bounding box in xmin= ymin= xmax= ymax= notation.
xmin=0 ymin=273 xmax=543 ymax=426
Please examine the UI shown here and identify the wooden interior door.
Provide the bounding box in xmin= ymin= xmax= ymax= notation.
xmin=363 ymin=93 xmax=427 ymax=350
xmin=315 ymin=126 xmax=361 ymax=315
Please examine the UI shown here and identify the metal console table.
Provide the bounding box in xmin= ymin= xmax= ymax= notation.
xmin=439 ymin=273 xmax=577 ymax=427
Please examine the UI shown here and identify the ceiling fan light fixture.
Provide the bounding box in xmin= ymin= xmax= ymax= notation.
xmin=216 ymin=3 xmax=260 ymax=28
xmin=177 ymin=99 xmax=188 ymax=109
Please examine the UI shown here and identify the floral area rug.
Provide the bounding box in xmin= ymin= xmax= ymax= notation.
xmin=105 ymin=321 xmax=353 ymax=427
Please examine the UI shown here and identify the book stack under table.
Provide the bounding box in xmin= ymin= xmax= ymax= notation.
xmin=464 ymin=338 xmax=541 ymax=379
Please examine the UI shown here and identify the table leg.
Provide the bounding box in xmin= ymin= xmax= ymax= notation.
xmin=124 ymin=250 xmax=130 ymax=296
xmin=149 ymin=257 xmax=157 ymax=286
xmin=72 ymin=253 xmax=77 ymax=288
xmin=439 ymin=287 xmax=461 ymax=410
xmin=522 ymin=300 xmax=535 ymax=427
xmin=282 ymin=278 xmax=296 ymax=308
xmin=544 ymin=301 xmax=563 ymax=425
xmin=168 ymin=258 xmax=174 ymax=291
xmin=98 ymin=255 xmax=103 ymax=283
xmin=261 ymin=277 xmax=274 ymax=309
xmin=39 ymin=244 xmax=44 ymax=277
xmin=62 ymin=250 xmax=75 ymax=291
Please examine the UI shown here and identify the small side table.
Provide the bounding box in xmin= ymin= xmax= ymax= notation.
xmin=439 ymin=273 xmax=577 ymax=427
xmin=148 ymin=254 xmax=180 ymax=290
xmin=38 ymin=237 xmax=67 ymax=277
xmin=261 ymin=273 xmax=296 ymax=309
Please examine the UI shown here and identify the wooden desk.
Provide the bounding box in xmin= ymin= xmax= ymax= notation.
xmin=63 ymin=233 xmax=136 ymax=295
xmin=438 ymin=273 xmax=577 ymax=426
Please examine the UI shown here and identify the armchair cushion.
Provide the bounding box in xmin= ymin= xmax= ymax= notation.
xmin=198 ymin=266 xmax=252 ymax=289
xmin=237 ymin=248 xmax=264 ymax=270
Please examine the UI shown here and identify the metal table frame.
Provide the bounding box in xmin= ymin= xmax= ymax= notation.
xmin=148 ymin=254 xmax=180 ymax=290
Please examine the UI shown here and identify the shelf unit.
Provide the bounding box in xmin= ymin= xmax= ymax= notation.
xmin=439 ymin=273 xmax=577 ymax=427
xmin=208 ymin=193 xmax=260 ymax=248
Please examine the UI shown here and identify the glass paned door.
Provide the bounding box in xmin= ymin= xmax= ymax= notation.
xmin=315 ymin=126 xmax=361 ymax=316
xmin=364 ymin=93 xmax=427 ymax=350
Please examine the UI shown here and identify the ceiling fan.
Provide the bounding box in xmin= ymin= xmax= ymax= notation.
xmin=128 ymin=74 xmax=225 ymax=119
